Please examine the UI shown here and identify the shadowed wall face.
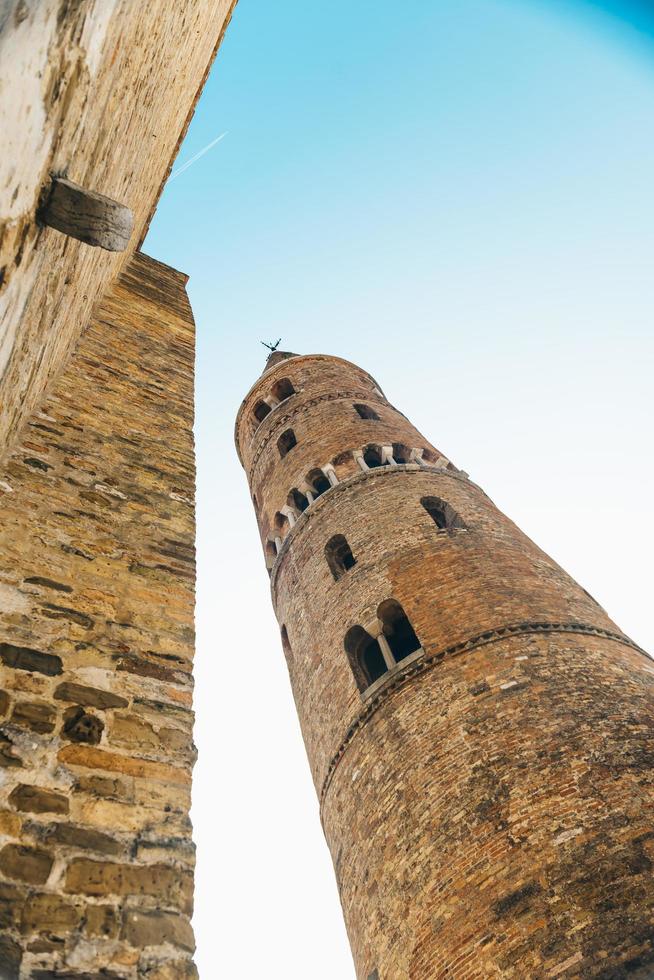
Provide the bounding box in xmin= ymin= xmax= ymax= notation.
xmin=236 ymin=353 xmax=654 ymax=979
xmin=0 ymin=253 xmax=196 ymax=979
xmin=0 ymin=0 xmax=235 ymax=462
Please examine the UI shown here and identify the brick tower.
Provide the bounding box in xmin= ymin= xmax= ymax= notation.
xmin=235 ymin=352 xmax=654 ymax=980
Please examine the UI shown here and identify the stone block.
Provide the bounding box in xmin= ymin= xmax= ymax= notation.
xmin=10 ymin=700 xmax=57 ymax=733
xmin=47 ymin=822 xmax=123 ymax=857
xmin=0 ymin=935 xmax=21 ymax=979
xmin=8 ymin=784 xmax=69 ymax=815
xmin=65 ymin=859 xmax=193 ymax=914
xmin=84 ymin=903 xmax=120 ymax=939
xmin=0 ymin=843 xmax=53 ymax=884
xmin=20 ymin=892 xmax=81 ymax=935
xmin=121 ymin=908 xmax=194 ymax=951
xmin=54 ymin=682 xmax=128 ymax=710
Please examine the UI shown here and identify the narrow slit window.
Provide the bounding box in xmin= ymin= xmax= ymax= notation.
xmin=354 ymin=403 xmax=380 ymax=421
xmin=325 ymin=534 xmax=356 ymax=581
xmin=281 ymin=626 xmax=292 ymax=664
xmin=421 ymin=496 xmax=466 ymax=531
xmin=277 ymin=429 xmax=297 ymax=458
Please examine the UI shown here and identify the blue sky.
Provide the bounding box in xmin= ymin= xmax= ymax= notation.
xmin=145 ymin=2 xmax=654 ymax=976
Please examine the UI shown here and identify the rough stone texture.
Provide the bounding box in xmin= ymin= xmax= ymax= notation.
xmin=0 ymin=0 xmax=236 ymax=460
xmin=235 ymin=353 xmax=654 ymax=979
xmin=0 ymin=252 xmax=196 ymax=977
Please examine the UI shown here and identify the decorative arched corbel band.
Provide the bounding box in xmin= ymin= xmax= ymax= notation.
xmin=318 ymin=622 xmax=649 ymax=815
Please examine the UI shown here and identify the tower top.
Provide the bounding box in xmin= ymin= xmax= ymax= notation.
xmin=261 ymin=349 xmax=299 ymax=374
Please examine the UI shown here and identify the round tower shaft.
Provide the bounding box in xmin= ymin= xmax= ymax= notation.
xmin=235 ymin=352 xmax=654 ymax=980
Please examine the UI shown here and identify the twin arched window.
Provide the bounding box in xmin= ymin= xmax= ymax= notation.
xmin=252 ymin=379 xmax=296 ymax=428
xmin=345 ymin=599 xmax=422 ymax=693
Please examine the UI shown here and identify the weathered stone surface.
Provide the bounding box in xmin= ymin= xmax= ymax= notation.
xmin=54 ymin=682 xmax=128 ymax=710
xmin=83 ymin=903 xmax=120 ymax=939
xmin=0 ymin=810 xmax=21 ymax=837
xmin=0 ymin=642 xmax=62 ymax=676
xmin=62 ymin=706 xmax=104 ymax=745
xmin=46 ymin=822 xmax=122 ymax=857
xmin=0 ymin=733 xmax=22 ymax=769
xmin=121 ymin=909 xmax=194 ymax=951
xmin=59 ymin=744 xmax=190 ymax=785
xmin=0 ymin=881 xmax=24 ymax=929
xmin=0 ymin=934 xmax=21 ymax=979
xmin=0 ymin=253 xmax=197 ymax=972
xmin=40 ymin=177 xmax=134 ymax=252
xmin=8 ymin=784 xmax=69 ymax=815
xmin=0 ymin=0 xmax=236 ymax=460
xmin=10 ymin=700 xmax=56 ymax=733
xmin=20 ymin=892 xmax=81 ymax=935
xmin=65 ymin=859 xmax=193 ymax=914
xmin=0 ymin=843 xmax=53 ymax=883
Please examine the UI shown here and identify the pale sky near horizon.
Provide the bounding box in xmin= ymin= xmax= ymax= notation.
xmin=144 ymin=2 xmax=654 ymax=975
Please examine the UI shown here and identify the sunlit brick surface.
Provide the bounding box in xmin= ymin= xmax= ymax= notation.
xmin=237 ymin=353 xmax=654 ymax=979
xmin=0 ymin=253 xmax=197 ymax=978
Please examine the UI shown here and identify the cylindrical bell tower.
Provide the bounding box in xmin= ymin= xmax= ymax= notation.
xmin=235 ymin=352 xmax=654 ymax=980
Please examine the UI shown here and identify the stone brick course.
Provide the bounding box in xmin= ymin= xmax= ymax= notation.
xmin=236 ymin=352 xmax=654 ymax=979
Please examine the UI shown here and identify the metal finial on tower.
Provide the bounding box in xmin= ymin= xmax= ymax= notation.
xmin=261 ymin=338 xmax=282 ymax=353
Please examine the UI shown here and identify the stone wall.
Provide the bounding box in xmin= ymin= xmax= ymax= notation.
xmin=0 ymin=0 xmax=236 ymax=460
xmin=0 ymin=251 xmax=197 ymax=978
xmin=236 ymin=353 xmax=654 ymax=979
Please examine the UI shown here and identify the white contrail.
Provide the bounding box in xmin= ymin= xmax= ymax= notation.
xmin=169 ymin=132 xmax=228 ymax=182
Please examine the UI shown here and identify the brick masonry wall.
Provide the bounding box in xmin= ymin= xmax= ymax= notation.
xmin=236 ymin=354 xmax=654 ymax=979
xmin=0 ymin=252 xmax=196 ymax=979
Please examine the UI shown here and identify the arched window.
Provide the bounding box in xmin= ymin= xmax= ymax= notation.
xmin=345 ymin=626 xmax=387 ymax=693
xmin=325 ymin=535 xmax=356 ymax=581
xmin=307 ymin=468 xmax=331 ymax=497
xmin=272 ymin=378 xmax=295 ymax=402
xmin=280 ymin=626 xmax=292 ymax=664
xmin=288 ymin=488 xmax=309 ymax=513
xmin=277 ymin=429 xmax=297 ymax=458
xmin=377 ymin=599 xmax=421 ymax=663
xmin=253 ymin=400 xmax=272 ymax=424
xmin=274 ymin=512 xmax=288 ymax=532
xmin=421 ymin=448 xmax=439 ymax=465
xmin=363 ymin=444 xmax=385 ymax=469
xmin=354 ymin=403 xmax=380 ymax=421
xmin=392 ymin=443 xmax=412 ymax=464
xmin=420 ymin=496 xmax=466 ymax=531
xmin=265 ymin=540 xmax=277 ymax=571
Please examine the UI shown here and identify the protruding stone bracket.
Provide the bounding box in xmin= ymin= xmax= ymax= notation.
xmin=40 ymin=177 xmax=133 ymax=251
